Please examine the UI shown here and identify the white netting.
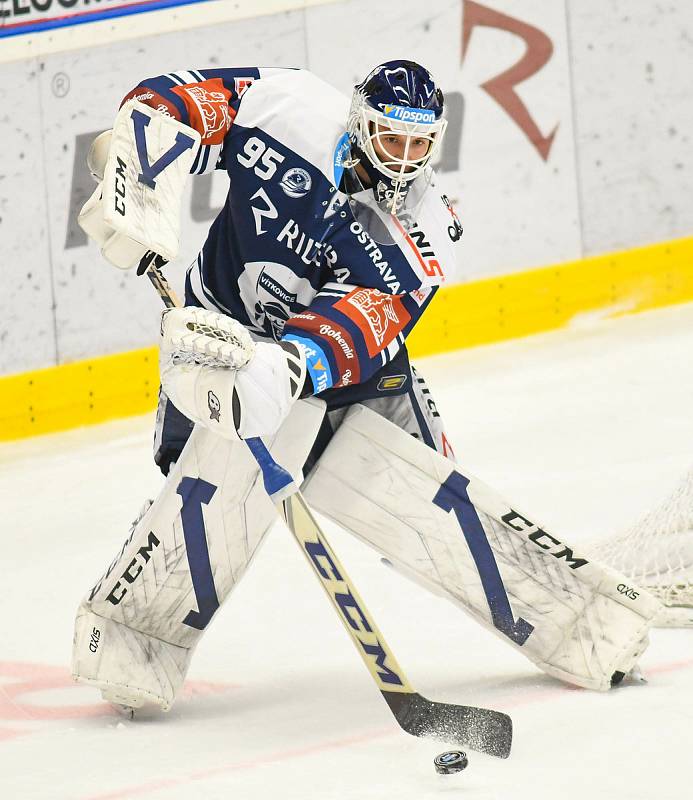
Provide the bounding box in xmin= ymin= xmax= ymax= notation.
xmin=588 ymin=467 xmax=693 ymax=627
xmin=161 ymin=307 xmax=255 ymax=370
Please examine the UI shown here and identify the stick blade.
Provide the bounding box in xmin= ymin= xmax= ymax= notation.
xmin=382 ymin=690 xmax=512 ymax=759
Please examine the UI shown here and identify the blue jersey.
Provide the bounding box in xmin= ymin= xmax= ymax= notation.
xmin=122 ymin=67 xmax=462 ymax=394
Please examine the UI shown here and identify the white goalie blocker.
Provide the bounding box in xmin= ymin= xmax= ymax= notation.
xmin=303 ymin=405 xmax=662 ymax=691
xmin=72 ymin=398 xmax=325 ymax=710
xmin=78 ymin=100 xmax=200 ymax=270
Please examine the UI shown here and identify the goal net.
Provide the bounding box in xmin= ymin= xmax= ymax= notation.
xmin=588 ymin=467 xmax=693 ymax=627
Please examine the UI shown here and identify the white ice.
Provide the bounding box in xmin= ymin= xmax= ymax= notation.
xmin=1 ymin=302 xmax=692 ymax=800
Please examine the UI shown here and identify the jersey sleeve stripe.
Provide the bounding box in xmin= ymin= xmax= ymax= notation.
xmin=190 ymin=145 xmax=204 ymax=175
xmin=187 ymin=254 xmax=236 ymax=317
xmin=197 ymin=144 xmax=212 ymax=175
xmin=170 ymin=70 xmax=199 ymax=86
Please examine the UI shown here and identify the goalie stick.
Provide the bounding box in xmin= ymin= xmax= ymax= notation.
xmin=142 ymin=252 xmax=513 ymax=759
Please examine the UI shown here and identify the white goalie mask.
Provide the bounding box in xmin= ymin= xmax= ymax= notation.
xmin=346 ymin=60 xmax=447 ymax=215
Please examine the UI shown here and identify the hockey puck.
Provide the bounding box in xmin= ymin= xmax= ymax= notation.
xmin=434 ymin=750 xmax=469 ymax=774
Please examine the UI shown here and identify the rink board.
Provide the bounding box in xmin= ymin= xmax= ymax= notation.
xmin=3 ymin=0 xmax=693 ymax=438
xmin=2 ymin=234 xmax=692 ymax=441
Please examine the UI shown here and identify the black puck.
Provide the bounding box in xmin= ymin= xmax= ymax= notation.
xmin=434 ymin=750 xmax=469 ymax=774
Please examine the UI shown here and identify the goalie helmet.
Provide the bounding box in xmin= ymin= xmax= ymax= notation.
xmin=347 ymin=60 xmax=447 ymax=213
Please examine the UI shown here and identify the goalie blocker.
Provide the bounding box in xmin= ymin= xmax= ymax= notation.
xmin=78 ymin=100 xmax=200 ymax=270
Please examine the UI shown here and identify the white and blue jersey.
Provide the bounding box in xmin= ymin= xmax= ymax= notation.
xmin=123 ymin=67 xmax=462 ymax=468
xmin=124 ymin=67 xmax=461 ymax=391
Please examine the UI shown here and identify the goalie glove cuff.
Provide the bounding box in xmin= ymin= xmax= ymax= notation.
xmin=233 ymin=340 xmax=307 ymax=439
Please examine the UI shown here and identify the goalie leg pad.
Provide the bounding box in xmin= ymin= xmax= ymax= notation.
xmin=73 ymin=608 xmax=191 ymax=711
xmin=72 ymin=397 xmax=325 ymax=708
xmin=303 ymin=405 xmax=662 ymax=691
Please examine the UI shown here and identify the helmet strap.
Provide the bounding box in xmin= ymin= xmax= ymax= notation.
xmin=349 ymin=145 xmax=411 ymax=214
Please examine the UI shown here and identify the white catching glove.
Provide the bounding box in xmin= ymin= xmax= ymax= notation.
xmin=78 ymin=100 xmax=201 ymax=270
xmin=160 ymin=307 xmax=308 ymax=440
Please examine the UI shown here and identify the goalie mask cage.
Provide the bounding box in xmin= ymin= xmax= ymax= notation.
xmin=589 ymin=467 xmax=693 ymax=627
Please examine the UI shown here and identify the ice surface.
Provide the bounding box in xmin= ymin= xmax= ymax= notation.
xmin=1 ymin=303 xmax=692 ymax=799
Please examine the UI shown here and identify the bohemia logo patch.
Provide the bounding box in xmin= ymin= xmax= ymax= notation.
xmin=120 ymin=87 xmax=180 ymax=120
xmin=336 ymin=288 xmax=411 ymax=358
xmin=172 ymin=79 xmax=233 ymax=146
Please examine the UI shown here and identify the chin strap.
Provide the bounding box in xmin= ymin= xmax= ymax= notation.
xmin=348 ymin=145 xmax=411 ymax=214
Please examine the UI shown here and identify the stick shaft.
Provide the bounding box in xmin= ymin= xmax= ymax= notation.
xmin=147 ymin=261 xmax=410 ymax=689
xmin=145 ymin=259 xmax=512 ymax=756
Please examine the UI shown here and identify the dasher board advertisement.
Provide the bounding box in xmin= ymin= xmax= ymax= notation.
xmin=0 ymin=0 xmax=214 ymax=38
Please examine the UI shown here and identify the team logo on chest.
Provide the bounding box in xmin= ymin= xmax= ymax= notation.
xmin=279 ymin=167 xmax=312 ymax=198
xmin=238 ymin=261 xmax=317 ymax=340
